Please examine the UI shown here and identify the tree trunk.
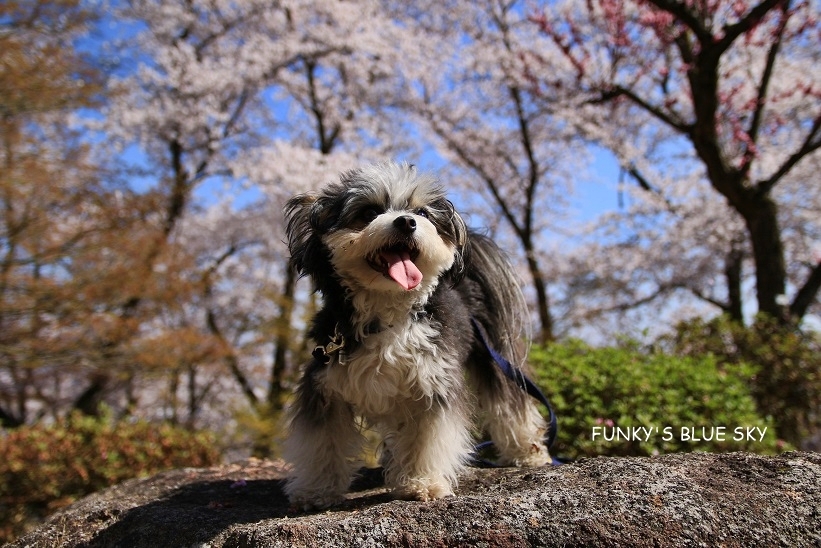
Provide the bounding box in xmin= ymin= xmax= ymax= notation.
xmin=269 ymin=265 xmax=296 ymax=406
xmin=741 ymin=195 xmax=788 ymax=322
xmin=522 ymin=242 xmax=554 ymax=343
xmin=244 ymin=266 xmax=299 ymax=459
xmin=724 ymin=241 xmax=745 ymax=323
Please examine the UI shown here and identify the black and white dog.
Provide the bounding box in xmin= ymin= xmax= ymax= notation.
xmin=283 ymin=161 xmax=551 ymax=509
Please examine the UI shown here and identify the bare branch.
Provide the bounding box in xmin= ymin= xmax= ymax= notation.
xmin=687 ymin=286 xmax=731 ymax=314
xmin=206 ymin=307 xmax=259 ymax=409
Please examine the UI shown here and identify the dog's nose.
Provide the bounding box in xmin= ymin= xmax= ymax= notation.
xmin=393 ymin=215 xmax=417 ymax=234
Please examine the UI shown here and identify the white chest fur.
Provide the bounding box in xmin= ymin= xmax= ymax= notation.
xmin=323 ymin=318 xmax=457 ymax=418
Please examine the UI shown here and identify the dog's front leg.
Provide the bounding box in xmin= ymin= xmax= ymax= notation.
xmin=284 ymin=367 xmax=363 ymax=510
xmin=383 ymin=401 xmax=472 ymax=502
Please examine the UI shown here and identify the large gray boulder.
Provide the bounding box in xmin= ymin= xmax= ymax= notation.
xmin=8 ymin=451 xmax=820 ymax=547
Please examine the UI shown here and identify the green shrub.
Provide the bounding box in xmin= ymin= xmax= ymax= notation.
xmin=530 ymin=340 xmax=782 ymax=460
xmin=0 ymin=412 xmax=221 ymax=543
xmin=663 ymin=315 xmax=821 ymax=449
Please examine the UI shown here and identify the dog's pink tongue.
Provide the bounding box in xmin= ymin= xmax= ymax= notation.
xmin=382 ymin=250 xmax=423 ymax=290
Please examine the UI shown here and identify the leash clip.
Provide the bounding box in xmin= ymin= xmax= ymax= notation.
xmin=312 ymin=326 xmax=346 ymax=365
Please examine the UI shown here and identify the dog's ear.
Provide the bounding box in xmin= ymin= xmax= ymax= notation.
xmin=284 ymin=192 xmax=323 ymax=279
xmin=285 ymin=189 xmax=346 ymax=290
xmin=441 ymin=199 xmax=469 ymax=285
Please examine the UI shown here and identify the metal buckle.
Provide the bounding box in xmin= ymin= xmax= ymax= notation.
xmin=312 ymin=325 xmax=346 ymax=365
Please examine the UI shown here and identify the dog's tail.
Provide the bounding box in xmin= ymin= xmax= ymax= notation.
xmin=463 ymin=232 xmax=531 ymax=368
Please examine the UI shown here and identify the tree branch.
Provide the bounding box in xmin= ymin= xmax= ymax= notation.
xmin=714 ymin=0 xmax=789 ymax=56
xmin=790 ymin=261 xmax=821 ymax=320
xmin=305 ymin=60 xmax=341 ymax=154
xmin=756 ymin=113 xmax=821 ymax=196
xmin=508 ymin=85 xmax=540 ymax=236
xmin=592 ymin=85 xmax=692 ymax=134
xmin=687 ymin=286 xmax=731 ymax=313
xmin=624 ymin=165 xmax=677 ymax=212
xmin=582 ymin=283 xmax=677 ymax=317
xmin=423 ymin=110 xmax=525 ymax=239
xmin=745 ymin=3 xmax=788 ymax=159
xmin=206 ymin=307 xmax=259 ymax=409
xmin=643 ymin=0 xmax=712 ymax=44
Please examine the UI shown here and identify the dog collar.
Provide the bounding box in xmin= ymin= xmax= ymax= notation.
xmin=312 ymin=308 xmax=430 ymax=366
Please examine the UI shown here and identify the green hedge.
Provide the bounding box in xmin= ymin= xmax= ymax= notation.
xmin=530 ymin=340 xmax=782 ymax=460
xmin=0 ymin=413 xmax=221 ymax=543
xmin=665 ymin=316 xmax=821 ymax=448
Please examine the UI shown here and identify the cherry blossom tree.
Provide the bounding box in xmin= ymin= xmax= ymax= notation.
xmin=95 ymin=0 xmax=418 ymax=444
xmin=395 ymin=0 xmax=591 ymax=342
xmin=531 ymin=0 xmax=821 ymax=327
xmin=18 ymin=0 xmax=820 ymax=444
xmin=86 ymin=0 xmax=292 ymax=423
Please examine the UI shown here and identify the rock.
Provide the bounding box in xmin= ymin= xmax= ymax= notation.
xmin=8 ymin=452 xmax=821 ymax=548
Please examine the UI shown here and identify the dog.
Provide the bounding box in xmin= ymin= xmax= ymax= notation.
xmin=283 ymin=161 xmax=551 ymax=509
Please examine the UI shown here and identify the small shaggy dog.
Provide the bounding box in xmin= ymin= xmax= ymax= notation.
xmin=283 ymin=161 xmax=551 ymax=509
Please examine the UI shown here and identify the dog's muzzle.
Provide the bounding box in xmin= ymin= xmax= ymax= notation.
xmin=365 ymin=216 xmax=423 ymax=290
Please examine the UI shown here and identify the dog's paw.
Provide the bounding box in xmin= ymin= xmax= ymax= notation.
xmin=499 ymin=442 xmax=552 ymax=467
xmin=393 ymin=478 xmax=454 ymax=502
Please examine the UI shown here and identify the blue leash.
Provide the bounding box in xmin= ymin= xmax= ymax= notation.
xmin=470 ymin=318 xmax=563 ymax=466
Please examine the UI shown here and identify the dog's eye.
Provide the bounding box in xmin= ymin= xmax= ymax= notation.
xmin=415 ymin=208 xmax=429 ymax=219
xmin=359 ymin=206 xmax=383 ymax=223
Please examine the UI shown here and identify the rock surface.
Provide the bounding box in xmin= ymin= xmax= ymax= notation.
xmin=8 ymin=451 xmax=821 ymax=548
